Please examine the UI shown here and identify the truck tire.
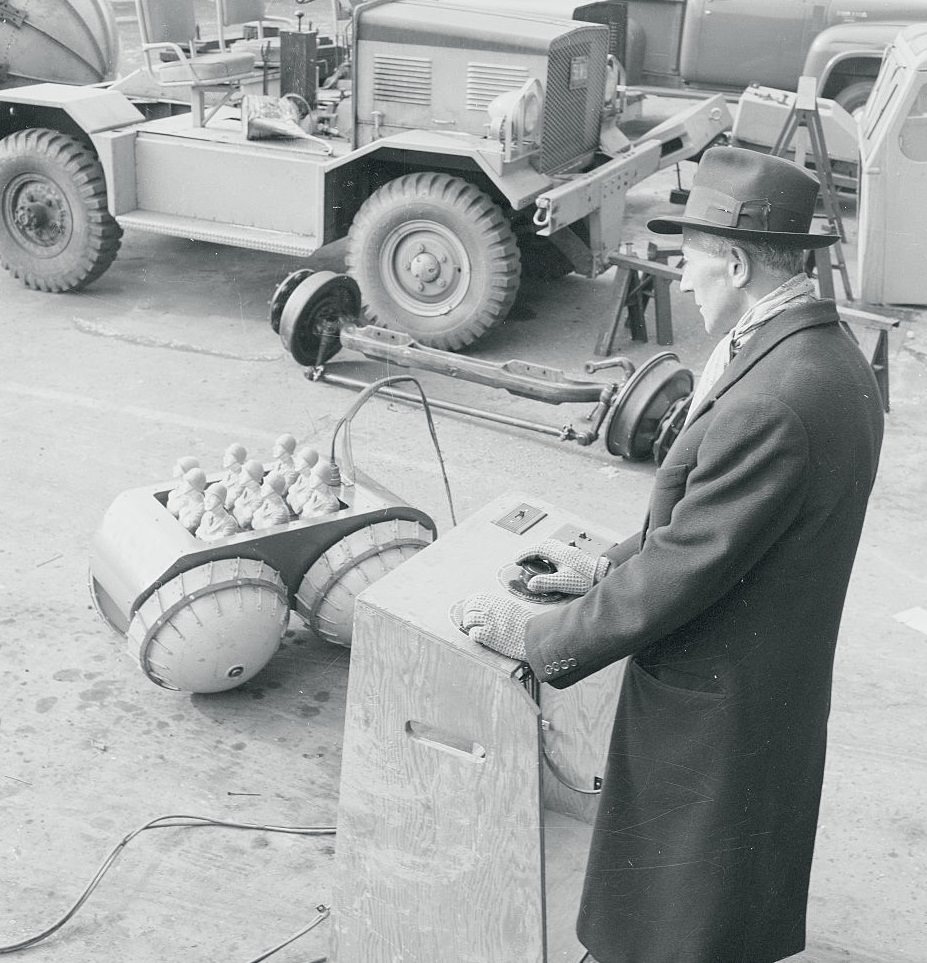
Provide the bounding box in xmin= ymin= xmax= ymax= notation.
xmin=345 ymin=172 xmax=520 ymax=350
xmin=834 ymin=81 xmax=874 ymax=119
xmin=0 ymin=128 xmax=122 ymax=292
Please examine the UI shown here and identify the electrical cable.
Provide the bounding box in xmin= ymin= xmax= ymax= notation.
xmin=0 ymin=814 xmax=335 ymax=958
xmin=524 ymin=669 xmax=602 ymax=797
xmin=328 ymin=375 xmax=457 ymax=526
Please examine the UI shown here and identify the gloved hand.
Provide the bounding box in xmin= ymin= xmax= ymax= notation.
xmin=515 ymin=538 xmax=610 ymax=596
xmin=458 ymin=593 xmax=531 ymax=661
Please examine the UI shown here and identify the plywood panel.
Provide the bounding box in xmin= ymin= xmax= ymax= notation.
xmin=332 ymin=602 xmax=546 ymax=963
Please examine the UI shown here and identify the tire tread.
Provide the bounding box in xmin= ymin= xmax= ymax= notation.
xmin=0 ymin=127 xmax=122 ymax=292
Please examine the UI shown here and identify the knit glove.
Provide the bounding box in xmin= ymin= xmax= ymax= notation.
xmin=514 ymin=538 xmax=610 ymax=596
xmin=458 ymin=593 xmax=531 ymax=661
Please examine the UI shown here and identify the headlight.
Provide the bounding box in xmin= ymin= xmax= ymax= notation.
xmin=522 ymin=84 xmax=543 ymax=137
xmin=487 ymin=79 xmax=545 ymax=161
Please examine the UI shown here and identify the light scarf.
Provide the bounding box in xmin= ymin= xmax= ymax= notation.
xmin=683 ymin=273 xmax=816 ymax=427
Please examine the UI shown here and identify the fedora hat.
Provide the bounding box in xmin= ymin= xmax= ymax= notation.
xmin=648 ymin=146 xmax=838 ymax=249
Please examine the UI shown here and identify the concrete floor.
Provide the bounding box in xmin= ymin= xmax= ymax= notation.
xmin=0 ymin=38 xmax=926 ymax=963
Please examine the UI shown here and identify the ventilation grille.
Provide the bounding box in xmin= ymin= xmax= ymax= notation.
xmin=466 ymin=63 xmax=530 ymax=111
xmin=373 ymin=55 xmax=432 ymax=105
xmin=540 ymin=31 xmax=608 ymax=172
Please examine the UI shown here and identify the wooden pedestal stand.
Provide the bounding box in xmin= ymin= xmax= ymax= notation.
xmin=330 ymin=494 xmax=628 ymax=962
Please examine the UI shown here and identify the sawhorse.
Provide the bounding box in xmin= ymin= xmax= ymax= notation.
xmin=838 ymin=306 xmax=898 ymax=412
xmin=594 ymin=245 xmax=682 ymax=356
xmin=771 ymin=75 xmax=853 ymax=300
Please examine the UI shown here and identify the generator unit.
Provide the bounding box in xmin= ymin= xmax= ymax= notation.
xmin=353 ymin=1 xmax=610 ymax=172
xmin=332 ymin=493 xmax=627 ymax=962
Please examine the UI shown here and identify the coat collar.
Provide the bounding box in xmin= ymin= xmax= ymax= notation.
xmin=684 ymin=298 xmax=840 ymax=429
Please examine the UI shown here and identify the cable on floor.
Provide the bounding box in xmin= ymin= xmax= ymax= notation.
xmin=0 ymin=814 xmax=335 ymax=959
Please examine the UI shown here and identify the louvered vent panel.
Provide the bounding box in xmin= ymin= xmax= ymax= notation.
xmin=540 ymin=31 xmax=608 ymax=172
xmin=466 ymin=63 xmax=531 ymax=111
xmin=373 ymin=56 xmax=432 ymax=105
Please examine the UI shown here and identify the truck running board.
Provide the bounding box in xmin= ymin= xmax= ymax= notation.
xmin=117 ymin=211 xmax=320 ymax=258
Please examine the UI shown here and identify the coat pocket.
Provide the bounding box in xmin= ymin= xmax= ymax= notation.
xmin=646 ymin=463 xmax=689 ymax=531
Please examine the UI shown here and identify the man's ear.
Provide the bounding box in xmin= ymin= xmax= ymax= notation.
xmin=729 ymin=244 xmax=752 ymax=289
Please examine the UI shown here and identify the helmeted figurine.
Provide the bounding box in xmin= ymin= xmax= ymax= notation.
xmin=232 ymin=459 xmax=265 ymax=530
xmin=269 ymin=433 xmax=298 ymax=490
xmin=173 ymin=468 xmax=208 ymax=532
xmin=195 ymin=483 xmax=240 ymax=541
xmin=166 ymin=456 xmax=200 ymax=515
xmin=251 ymin=471 xmax=291 ymax=530
xmin=286 ymin=446 xmax=320 ymax=514
xmin=220 ymin=443 xmax=248 ymax=509
xmin=299 ymin=460 xmax=341 ymax=519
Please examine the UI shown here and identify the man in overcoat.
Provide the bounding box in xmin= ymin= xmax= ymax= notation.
xmin=459 ymin=147 xmax=884 ymax=963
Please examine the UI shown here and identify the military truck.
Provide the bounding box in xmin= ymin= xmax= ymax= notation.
xmin=0 ymin=0 xmax=728 ymax=350
xmin=491 ymin=0 xmax=927 ymax=116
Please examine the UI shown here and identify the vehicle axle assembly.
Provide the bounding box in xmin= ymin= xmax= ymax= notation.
xmin=273 ymin=269 xmax=694 ymax=464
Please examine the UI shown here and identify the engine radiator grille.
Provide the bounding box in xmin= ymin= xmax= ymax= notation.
xmin=373 ymin=55 xmax=432 ymax=105
xmin=540 ymin=30 xmax=608 ymax=173
xmin=466 ymin=62 xmax=530 ymax=111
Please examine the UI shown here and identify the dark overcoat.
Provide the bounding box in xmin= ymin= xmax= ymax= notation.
xmin=525 ymin=300 xmax=884 ymax=963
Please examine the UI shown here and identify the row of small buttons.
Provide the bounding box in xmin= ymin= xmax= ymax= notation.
xmin=545 ymin=657 xmax=578 ymax=675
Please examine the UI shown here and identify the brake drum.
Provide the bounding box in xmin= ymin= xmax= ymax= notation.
xmin=296 ymin=517 xmax=434 ymax=647
xmin=127 ymin=558 xmax=289 ymax=693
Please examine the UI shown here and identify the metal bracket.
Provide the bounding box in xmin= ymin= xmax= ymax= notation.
xmin=0 ymin=1 xmax=27 ymax=28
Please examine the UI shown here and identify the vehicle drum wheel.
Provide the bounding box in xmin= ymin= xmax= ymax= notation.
xmin=278 ymin=270 xmax=360 ymax=366
xmin=295 ymin=518 xmax=435 ymax=648
xmin=0 ymin=127 xmax=122 ymax=292
xmin=126 ymin=558 xmax=290 ymax=694
xmin=345 ymin=172 xmax=521 ymax=351
xmin=269 ymin=267 xmax=315 ymax=333
xmin=605 ymin=352 xmax=694 ymax=461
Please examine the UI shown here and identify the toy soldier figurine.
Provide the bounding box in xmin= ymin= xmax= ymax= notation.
xmin=231 ymin=459 xmax=265 ymax=530
xmin=195 ymin=483 xmax=240 ymax=541
xmin=299 ymin=461 xmax=341 ymax=519
xmin=166 ymin=456 xmax=200 ymax=516
xmin=252 ymin=471 xmax=291 ymax=530
xmin=269 ymin=433 xmax=298 ymax=491
xmin=220 ymin=443 xmax=248 ymax=509
xmin=286 ymin=446 xmax=320 ymax=515
xmin=173 ymin=468 xmax=208 ymax=532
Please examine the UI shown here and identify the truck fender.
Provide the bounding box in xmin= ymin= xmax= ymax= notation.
xmin=0 ymin=83 xmax=144 ymax=146
xmin=327 ymin=131 xmax=556 ymax=214
xmin=803 ymin=22 xmax=907 ymax=97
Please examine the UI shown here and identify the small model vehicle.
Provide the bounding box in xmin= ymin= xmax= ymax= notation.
xmin=90 ymin=458 xmax=436 ymax=695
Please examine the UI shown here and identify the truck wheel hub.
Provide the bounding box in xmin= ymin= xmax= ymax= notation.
xmin=5 ymin=175 xmax=71 ymax=254
xmin=380 ymin=219 xmax=471 ymax=316
xmin=410 ymin=251 xmax=441 ymax=283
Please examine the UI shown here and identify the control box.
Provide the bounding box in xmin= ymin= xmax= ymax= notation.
xmin=331 ymin=494 xmax=629 ymax=963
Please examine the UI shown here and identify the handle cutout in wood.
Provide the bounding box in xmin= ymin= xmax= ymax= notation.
xmin=405 ymin=720 xmax=487 ymax=762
